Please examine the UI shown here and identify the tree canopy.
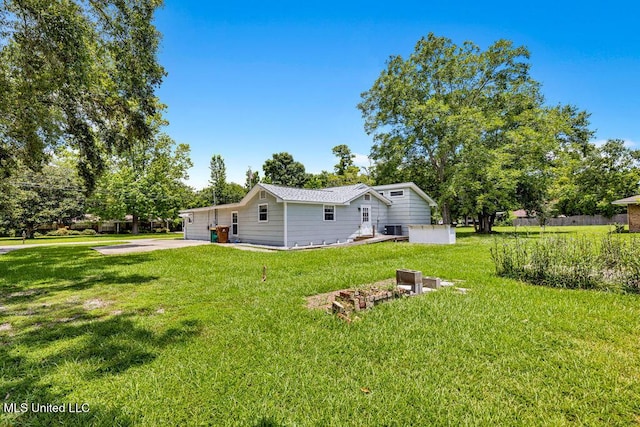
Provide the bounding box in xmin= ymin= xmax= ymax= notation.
xmin=0 ymin=0 xmax=165 ymax=189
xmin=0 ymin=153 xmax=87 ymax=237
xmin=359 ymin=33 xmax=592 ymax=232
xmin=262 ymin=152 xmax=307 ymax=187
xmin=87 ymin=133 xmax=192 ymax=234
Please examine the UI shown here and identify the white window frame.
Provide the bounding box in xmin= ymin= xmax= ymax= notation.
xmin=259 ymin=190 xmax=267 ymax=200
xmin=323 ymin=205 xmax=336 ymax=221
xmin=364 ymin=194 xmax=371 ymax=201
xmin=389 ymin=190 xmax=405 ymax=198
xmin=231 ymin=211 xmax=238 ymax=235
xmin=258 ymin=204 xmax=268 ymax=222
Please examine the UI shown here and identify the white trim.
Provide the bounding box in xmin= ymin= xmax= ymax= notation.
xmin=259 ymin=190 xmax=267 ymax=200
xmin=323 ymin=205 xmax=336 ymax=221
xmin=258 ymin=203 xmax=268 ymax=222
xmin=231 ymin=211 xmax=238 ymax=235
xmin=364 ymin=194 xmax=371 ymax=201
xmin=360 ymin=204 xmax=372 ymax=234
xmin=389 ymin=190 xmax=404 ymax=198
xmin=283 ymin=202 xmax=288 ymax=247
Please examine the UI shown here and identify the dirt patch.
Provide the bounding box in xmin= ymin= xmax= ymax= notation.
xmin=0 ymin=323 xmax=12 ymax=332
xmin=306 ymin=278 xmax=396 ymax=311
xmin=83 ymin=298 xmax=110 ymax=311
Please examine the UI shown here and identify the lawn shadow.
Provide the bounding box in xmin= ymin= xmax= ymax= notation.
xmin=0 ymin=245 xmax=158 ymax=302
xmin=1 ymin=312 xmax=202 ymax=425
xmin=0 ymin=245 xmax=203 ymax=425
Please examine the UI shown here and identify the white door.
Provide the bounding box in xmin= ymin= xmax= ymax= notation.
xmin=360 ymin=205 xmax=372 ymax=235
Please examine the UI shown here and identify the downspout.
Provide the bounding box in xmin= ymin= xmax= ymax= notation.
xmin=284 ymin=201 xmax=288 ymax=248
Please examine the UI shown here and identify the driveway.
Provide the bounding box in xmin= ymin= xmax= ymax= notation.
xmin=0 ymin=238 xmax=210 ymax=255
xmin=91 ymin=239 xmax=210 ymax=255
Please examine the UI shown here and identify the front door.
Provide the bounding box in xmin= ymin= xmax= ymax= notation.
xmin=360 ymin=205 xmax=372 ymax=235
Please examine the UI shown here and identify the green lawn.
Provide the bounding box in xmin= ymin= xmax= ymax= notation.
xmin=1 ymin=226 xmax=639 ymax=425
xmin=0 ymin=232 xmax=183 ymax=246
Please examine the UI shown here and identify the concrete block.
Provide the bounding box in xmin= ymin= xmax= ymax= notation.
xmin=396 ymin=269 xmax=422 ymax=286
xmin=422 ymin=277 xmax=441 ymax=289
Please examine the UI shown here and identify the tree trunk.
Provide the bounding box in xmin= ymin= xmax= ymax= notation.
xmin=440 ymin=202 xmax=451 ymax=224
xmin=476 ymin=212 xmax=496 ymax=233
xmin=132 ymin=214 xmax=139 ymax=235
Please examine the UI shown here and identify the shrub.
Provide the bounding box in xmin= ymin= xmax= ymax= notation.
xmin=68 ymin=230 xmax=81 ymax=235
xmin=154 ymin=228 xmax=169 ymax=233
xmin=81 ymin=229 xmax=97 ymax=235
xmin=33 ymin=231 xmax=43 ymax=237
xmin=47 ymin=228 xmax=69 ymax=236
xmin=491 ymin=235 xmax=640 ymax=293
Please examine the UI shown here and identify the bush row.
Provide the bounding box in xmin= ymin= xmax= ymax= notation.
xmin=491 ymin=235 xmax=640 ymax=293
xmin=46 ymin=228 xmax=98 ymax=236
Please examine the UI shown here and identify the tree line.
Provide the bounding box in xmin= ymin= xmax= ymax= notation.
xmin=0 ymin=5 xmax=637 ymax=237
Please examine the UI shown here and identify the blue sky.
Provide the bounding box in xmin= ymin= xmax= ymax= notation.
xmin=154 ymin=1 xmax=640 ymax=189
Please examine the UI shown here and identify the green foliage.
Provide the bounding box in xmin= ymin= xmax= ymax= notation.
xmin=0 ymin=155 xmax=87 ymax=237
xmin=262 ymin=152 xmax=307 ymax=187
xmin=491 ymin=235 xmax=640 ymax=292
xmin=46 ymin=228 xmax=80 ymax=236
xmin=0 ymin=0 xmax=166 ymax=189
xmin=209 ymin=154 xmax=227 ymax=204
xmin=304 ymin=145 xmax=372 ymax=188
xmin=553 ymin=139 xmax=640 ymax=217
xmin=244 ymin=167 xmax=260 ymax=191
xmin=87 ymin=133 xmax=192 ymax=233
xmin=81 ymin=229 xmax=98 ymax=235
xmin=359 ymin=33 xmax=592 ymax=232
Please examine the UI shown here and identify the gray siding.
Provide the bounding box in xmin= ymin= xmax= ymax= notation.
xmin=379 ymin=187 xmax=431 ymax=235
xmin=238 ymin=192 xmax=284 ymax=246
xmin=185 ymin=210 xmax=214 ymax=241
xmin=285 ymin=195 xmax=389 ymax=247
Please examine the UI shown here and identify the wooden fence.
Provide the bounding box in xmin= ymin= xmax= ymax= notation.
xmin=513 ymin=214 xmax=628 ymax=227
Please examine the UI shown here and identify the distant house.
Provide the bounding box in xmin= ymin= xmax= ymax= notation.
xmin=612 ymin=195 xmax=640 ymax=232
xmin=180 ymin=182 xmax=436 ymax=247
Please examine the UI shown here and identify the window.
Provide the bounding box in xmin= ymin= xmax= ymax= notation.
xmin=324 ymin=205 xmax=335 ymax=221
xmin=258 ymin=204 xmax=268 ymax=222
xmin=232 ymin=211 xmax=238 ymax=234
xmin=389 ymin=190 xmax=404 ymax=197
xmin=259 ymin=190 xmax=266 ymax=200
xmin=364 ymin=194 xmax=371 ymax=201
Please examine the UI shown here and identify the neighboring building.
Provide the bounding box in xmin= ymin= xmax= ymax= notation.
xmin=180 ymin=182 xmax=436 ymax=247
xmin=612 ymin=195 xmax=640 ymax=232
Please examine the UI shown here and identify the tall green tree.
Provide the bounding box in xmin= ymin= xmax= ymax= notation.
xmin=88 ymin=133 xmax=192 ymax=234
xmin=554 ymin=139 xmax=640 ymax=217
xmin=332 ymin=144 xmax=355 ymax=175
xmin=0 ymin=0 xmax=165 ymax=189
xmin=209 ymin=154 xmax=227 ymax=205
xmin=262 ymin=152 xmax=307 ymax=187
xmin=245 ymin=167 xmax=260 ymax=190
xmin=359 ymin=33 xmax=591 ymax=232
xmin=0 ymin=156 xmax=87 ymax=237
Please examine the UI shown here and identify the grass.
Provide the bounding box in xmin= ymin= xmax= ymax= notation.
xmin=0 ymin=232 xmax=182 ymax=246
xmin=1 ymin=226 xmax=639 ymax=425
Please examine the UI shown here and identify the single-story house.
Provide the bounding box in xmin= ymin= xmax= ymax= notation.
xmin=180 ymin=182 xmax=436 ymax=247
xmin=612 ymin=195 xmax=640 ymax=232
